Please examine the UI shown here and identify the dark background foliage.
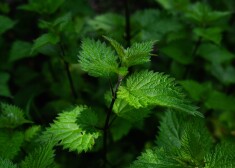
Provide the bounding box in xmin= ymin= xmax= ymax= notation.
xmin=0 ymin=0 xmax=235 ymax=167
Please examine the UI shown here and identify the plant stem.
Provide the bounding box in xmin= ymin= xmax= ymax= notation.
xmin=103 ymin=76 xmax=123 ymax=167
xmin=191 ymin=37 xmax=202 ymax=59
xmin=124 ymin=0 xmax=131 ymax=47
xmin=59 ymin=43 xmax=78 ymax=100
xmin=184 ymin=37 xmax=202 ymax=78
xmin=102 ymin=1 xmax=130 ymax=166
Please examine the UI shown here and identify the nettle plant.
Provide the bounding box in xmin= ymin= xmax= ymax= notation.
xmin=1 ymin=36 xmax=235 ymax=168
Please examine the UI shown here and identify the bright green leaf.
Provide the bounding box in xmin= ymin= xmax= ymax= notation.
xmin=117 ymin=71 xmax=202 ymax=117
xmin=40 ymin=106 xmax=100 ymax=153
xmin=123 ymin=41 xmax=155 ymax=67
xmin=79 ymin=38 xmax=119 ymax=77
xmin=103 ymin=36 xmax=125 ymax=60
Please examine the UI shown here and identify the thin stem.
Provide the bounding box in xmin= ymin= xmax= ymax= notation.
xmin=103 ymin=76 xmax=123 ymax=167
xmin=109 ymin=78 xmax=115 ymax=98
xmin=124 ymin=0 xmax=131 ymax=47
xmin=108 ymin=115 xmax=117 ymax=128
xmin=192 ymin=37 xmax=202 ymax=59
xmin=59 ymin=43 xmax=78 ymax=100
xmin=184 ymin=37 xmax=202 ymax=78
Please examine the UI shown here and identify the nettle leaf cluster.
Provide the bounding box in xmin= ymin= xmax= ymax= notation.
xmin=1 ymin=35 xmax=235 ymax=167
xmin=1 ymin=0 xmax=235 ymax=167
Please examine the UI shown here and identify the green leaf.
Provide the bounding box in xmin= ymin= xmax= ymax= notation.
xmin=117 ymin=71 xmax=202 ymax=117
xmin=157 ymin=111 xmax=212 ymax=157
xmin=185 ymin=2 xmax=230 ymax=25
xmin=41 ymin=106 xmax=100 ymax=153
xmin=0 ymin=158 xmax=17 ymax=168
xmin=0 ymin=15 xmax=16 ymax=35
xmin=194 ymin=27 xmax=222 ymax=44
xmin=103 ymin=36 xmax=155 ymax=68
xmin=0 ymin=3 xmax=10 ymax=14
xmin=180 ymin=80 xmax=210 ymax=101
xmin=79 ymin=38 xmax=119 ymax=77
xmin=9 ymin=41 xmax=33 ymax=62
xmin=131 ymin=111 xmax=212 ymax=167
xmin=205 ymin=142 xmax=235 ymax=168
xmin=178 ymin=123 xmax=212 ymax=164
xmin=53 ymin=12 xmax=72 ymax=32
xmin=76 ymin=108 xmax=98 ymax=134
xmin=88 ymin=13 xmax=125 ymax=41
xmin=103 ymin=36 xmax=125 ymax=60
xmin=0 ymin=130 xmax=24 ymax=159
xmin=24 ymin=125 xmax=41 ymax=142
xmin=0 ymin=72 xmax=12 ymax=97
xmin=157 ymin=111 xmax=182 ymax=149
xmin=113 ymin=99 xmax=151 ymax=122
xmin=31 ymin=33 xmax=59 ymax=54
xmin=198 ymin=43 xmax=234 ymax=64
xmin=132 ymin=10 xmax=183 ymax=41
xmin=205 ymin=90 xmax=235 ymax=111
xmin=130 ymin=148 xmax=181 ymax=168
xmin=19 ymin=0 xmax=64 ymax=14
xmin=0 ymin=102 xmax=32 ymax=129
xmin=123 ymin=41 xmax=155 ymax=67
xmin=155 ymin=0 xmax=189 ymax=11
xmin=110 ymin=118 xmax=132 ymax=141
xmin=20 ymin=142 xmax=55 ymax=168
xmin=210 ymin=64 xmax=235 ymax=85
xmin=161 ymin=40 xmax=193 ymax=65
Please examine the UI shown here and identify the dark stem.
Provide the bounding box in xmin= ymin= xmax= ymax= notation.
xmin=109 ymin=78 xmax=115 ymax=98
xmin=103 ymin=76 xmax=123 ymax=167
xmin=191 ymin=37 xmax=202 ymax=59
xmin=59 ymin=43 xmax=78 ymax=100
xmin=184 ymin=37 xmax=202 ymax=78
xmin=108 ymin=115 xmax=117 ymax=128
xmin=124 ymin=0 xmax=131 ymax=47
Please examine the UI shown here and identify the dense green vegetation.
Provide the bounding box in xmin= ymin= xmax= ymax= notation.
xmin=0 ymin=0 xmax=235 ymax=167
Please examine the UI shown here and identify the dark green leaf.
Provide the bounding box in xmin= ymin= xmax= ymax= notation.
xmin=0 ymin=15 xmax=16 ymax=35
xmin=0 ymin=130 xmax=24 ymax=159
xmin=9 ymin=41 xmax=33 ymax=62
xmin=31 ymin=33 xmax=59 ymax=54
